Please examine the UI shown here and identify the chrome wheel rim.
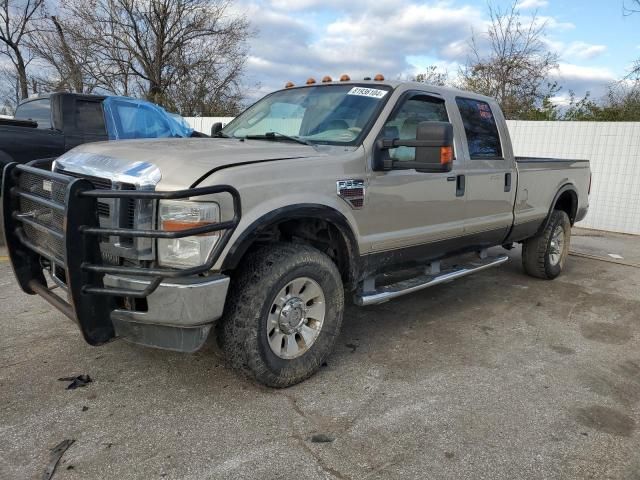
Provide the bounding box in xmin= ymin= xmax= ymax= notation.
xmin=267 ymin=277 xmax=326 ymax=359
xmin=549 ymin=224 xmax=565 ymax=266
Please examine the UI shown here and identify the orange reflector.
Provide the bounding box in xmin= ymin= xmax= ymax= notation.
xmin=306 ymin=77 xmax=316 ymax=85
xmin=285 ymin=81 xmax=295 ymax=88
xmin=322 ymin=75 xmax=332 ymax=83
xmin=440 ymin=146 xmax=453 ymax=165
xmin=162 ymin=220 xmax=216 ymax=236
xmin=374 ymin=73 xmax=385 ymax=81
xmin=340 ymin=74 xmax=350 ymax=81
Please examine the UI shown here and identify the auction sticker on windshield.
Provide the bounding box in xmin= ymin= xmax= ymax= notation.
xmin=347 ymin=87 xmax=388 ymax=99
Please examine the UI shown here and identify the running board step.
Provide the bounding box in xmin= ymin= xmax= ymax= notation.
xmin=355 ymin=254 xmax=509 ymax=306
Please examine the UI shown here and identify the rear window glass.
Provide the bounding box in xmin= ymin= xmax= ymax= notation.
xmin=75 ymin=100 xmax=106 ymax=135
xmin=15 ymin=99 xmax=51 ymax=129
xmin=455 ymin=97 xmax=502 ymax=159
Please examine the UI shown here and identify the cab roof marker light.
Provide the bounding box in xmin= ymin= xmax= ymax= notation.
xmin=340 ymin=74 xmax=350 ymax=82
xmin=322 ymin=76 xmax=332 ymax=83
xmin=306 ymin=78 xmax=316 ymax=85
xmin=374 ymin=74 xmax=385 ymax=81
xmin=285 ymin=81 xmax=295 ymax=88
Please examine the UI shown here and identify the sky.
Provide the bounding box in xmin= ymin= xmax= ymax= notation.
xmin=236 ymin=0 xmax=640 ymax=103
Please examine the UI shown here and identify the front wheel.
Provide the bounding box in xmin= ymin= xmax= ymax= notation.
xmin=218 ymin=243 xmax=344 ymax=387
xmin=522 ymin=210 xmax=571 ymax=279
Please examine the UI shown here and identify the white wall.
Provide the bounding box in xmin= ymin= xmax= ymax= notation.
xmin=184 ymin=117 xmax=235 ymax=135
xmin=507 ymin=121 xmax=640 ymax=235
xmin=184 ymin=117 xmax=640 ymax=235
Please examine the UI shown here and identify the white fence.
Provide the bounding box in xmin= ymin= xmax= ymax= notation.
xmin=507 ymin=121 xmax=640 ymax=235
xmin=184 ymin=117 xmax=640 ymax=236
xmin=184 ymin=117 xmax=235 ymax=136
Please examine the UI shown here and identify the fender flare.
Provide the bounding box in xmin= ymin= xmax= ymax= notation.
xmin=221 ymin=203 xmax=360 ymax=277
xmin=537 ymin=183 xmax=578 ymax=234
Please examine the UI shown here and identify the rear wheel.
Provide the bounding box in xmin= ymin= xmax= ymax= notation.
xmin=218 ymin=243 xmax=344 ymax=387
xmin=522 ymin=210 xmax=571 ymax=279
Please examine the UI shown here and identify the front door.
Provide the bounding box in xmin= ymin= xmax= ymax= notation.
xmin=359 ymin=92 xmax=467 ymax=254
xmin=454 ymin=97 xmax=516 ymax=244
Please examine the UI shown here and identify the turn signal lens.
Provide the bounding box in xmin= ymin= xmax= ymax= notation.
xmin=440 ymin=146 xmax=453 ymax=165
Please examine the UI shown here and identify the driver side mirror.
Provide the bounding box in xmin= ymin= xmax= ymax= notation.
xmin=374 ymin=121 xmax=454 ymax=173
xmin=211 ymin=122 xmax=223 ymax=137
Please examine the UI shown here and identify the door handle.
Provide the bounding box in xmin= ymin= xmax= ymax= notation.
xmin=456 ymin=175 xmax=465 ymax=197
xmin=504 ymin=173 xmax=512 ymax=192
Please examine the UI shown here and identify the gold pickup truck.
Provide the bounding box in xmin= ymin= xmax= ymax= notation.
xmin=2 ymin=78 xmax=591 ymax=386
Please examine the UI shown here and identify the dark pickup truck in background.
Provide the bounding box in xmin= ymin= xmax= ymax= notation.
xmin=0 ymin=93 xmax=200 ymax=166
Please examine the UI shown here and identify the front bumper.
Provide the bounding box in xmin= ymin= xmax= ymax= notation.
xmin=105 ymin=274 xmax=230 ymax=352
xmin=2 ymin=162 xmax=240 ymax=352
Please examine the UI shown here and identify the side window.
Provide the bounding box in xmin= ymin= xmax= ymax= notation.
xmin=75 ymin=100 xmax=106 ymax=135
xmin=383 ymin=94 xmax=448 ymax=162
xmin=14 ymin=99 xmax=52 ymax=129
xmin=455 ymin=98 xmax=502 ymax=159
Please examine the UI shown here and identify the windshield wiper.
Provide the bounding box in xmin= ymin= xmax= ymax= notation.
xmin=245 ymin=131 xmax=313 ymax=146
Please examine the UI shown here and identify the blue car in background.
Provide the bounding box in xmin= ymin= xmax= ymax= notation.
xmin=0 ymin=93 xmax=200 ymax=166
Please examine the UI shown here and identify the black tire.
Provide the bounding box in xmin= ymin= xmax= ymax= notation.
xmin=522 ymin=210 xmax=571 ymax=280
xmin=217 ymin=243 xmax=344 ymax=387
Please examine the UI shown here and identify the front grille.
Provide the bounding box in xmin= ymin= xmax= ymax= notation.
xmin=18 ymin=172 xmax=67 ymax=260
xmin=57 ymin=169 xmax=137 ymax=247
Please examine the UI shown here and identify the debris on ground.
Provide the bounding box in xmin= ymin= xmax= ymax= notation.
xmin=310 ymin=433 xmax=334 ymax=443
xmin=58 ymin=375 xmax=92 ymax=390
xmin=345 ymin=343 xmax=358 ymax=353
xmin=42 ymin=439 xmax=74 ymax=480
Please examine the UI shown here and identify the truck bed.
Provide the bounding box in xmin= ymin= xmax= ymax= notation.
xmin=512 ymin=156 xmax=591 ymax=236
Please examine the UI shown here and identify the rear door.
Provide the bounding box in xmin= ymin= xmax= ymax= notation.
xmin=454 ymin=97 xmax=516 ymax=244
xmin=361 ymin=91 xmax=467 ymax=252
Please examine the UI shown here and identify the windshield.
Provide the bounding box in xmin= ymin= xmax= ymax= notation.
xmin=222 ymin=84 xmax=392 ymax=145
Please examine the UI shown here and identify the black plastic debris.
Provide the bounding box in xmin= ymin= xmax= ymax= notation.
xmin=42 ymin=439 xmax=74 ymax=480
xmin=310 ymin=433 xmax=334 ymax=443
xmin=58 ymin=375 xmax=92 ymax=390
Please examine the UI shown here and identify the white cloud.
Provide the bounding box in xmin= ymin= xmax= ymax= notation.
xmin=550 ymin=63 xmax=616 ymax=98
xmin=564 ymin=41 xmax=607 ymax=60
xmin=516 ymin=0 xmax=549 ymax=9
xmin=237 ymin=0 xmax=617 ymax=103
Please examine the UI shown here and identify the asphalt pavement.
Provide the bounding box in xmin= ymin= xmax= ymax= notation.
xmin=1 ymin=231 xmax=639 ymax=480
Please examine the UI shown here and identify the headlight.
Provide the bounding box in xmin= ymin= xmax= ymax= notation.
xmin=157 ymin=200 xmax=220 ymax=268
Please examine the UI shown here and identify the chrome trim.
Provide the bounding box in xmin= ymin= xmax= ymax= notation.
xmin=337 ymin=179 xmax=366 ymax=210
xmin=104 ymin=274 xmax=230 ymax=326
xmin=54 ymin=152 xmax=161 ymax=188
xmin=355 ymin=255 xmax=509 ymax=306
xmin=54 ymin=152 xmax=160 ymax=261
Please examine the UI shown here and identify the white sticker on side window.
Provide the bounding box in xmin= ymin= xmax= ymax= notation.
xmin=347 ymin=87 xmax=388 ymax=99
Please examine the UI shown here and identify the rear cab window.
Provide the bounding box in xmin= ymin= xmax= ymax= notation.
xmin=455 ymin=97 xmax=502 ymax=159
xmin=15 ymin=98 xmax=52 ymax=129
xmin=74 ymin=99 xmax=106 ymax=135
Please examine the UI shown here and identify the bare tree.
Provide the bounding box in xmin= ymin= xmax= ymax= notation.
xmin=57 ymin=0 xmax=250 ymax=114
xmin=413 ymin=66 xmax=449 ymax=86
xmin=0 ymin=0 xmax=44 ymax=100
xmin=26 ymin=14 xmax=89 ymax=93
xmin=458 ymin=1 xmax=559 ymax=119
xmin=624 ymin=1 xmax=640 ymax=78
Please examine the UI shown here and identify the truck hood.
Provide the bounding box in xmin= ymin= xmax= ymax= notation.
xmin=55 ymin=137 xmax=323 ymax=189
